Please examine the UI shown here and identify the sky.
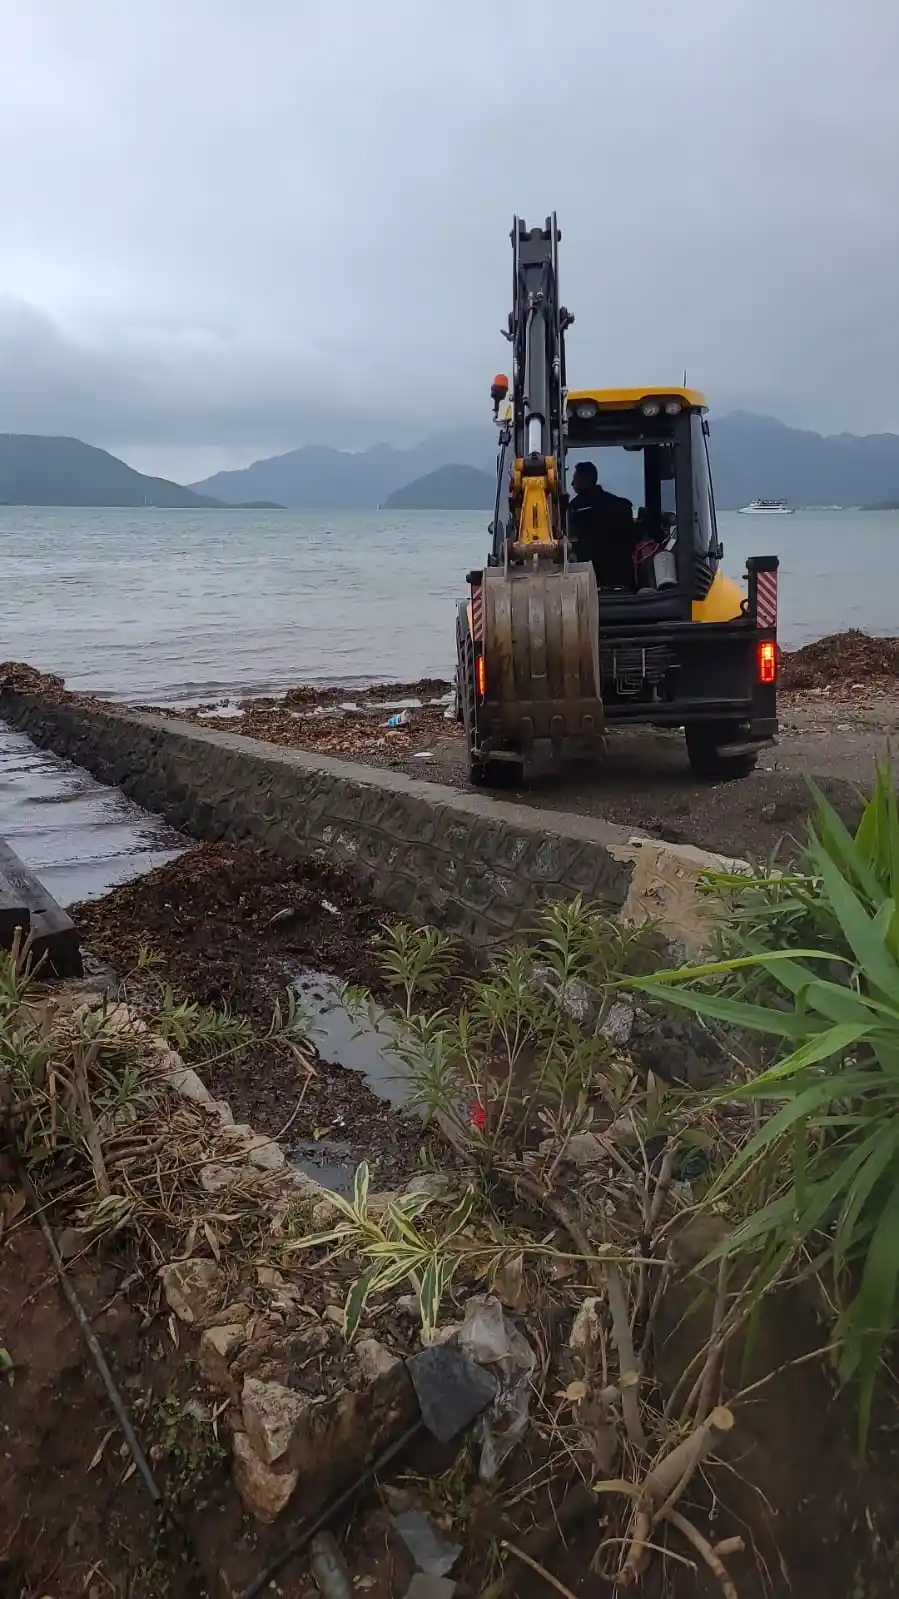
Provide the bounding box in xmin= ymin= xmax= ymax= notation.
xmin=1 ymin=0 xmax=898 ymax=484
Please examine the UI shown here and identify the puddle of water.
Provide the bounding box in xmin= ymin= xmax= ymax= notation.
xmin=289 ymin=970 xmax=424 ymax=1189
xmin=0 ymin=722 xmax=188 ymax=906
xmin=290 ymin=1137 xmax=358 ymax=1195
xmin=292 ymin=968 xmax=415 ymax=1112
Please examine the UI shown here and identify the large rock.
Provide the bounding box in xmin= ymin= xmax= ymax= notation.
xmin=232 ymin=1430 xmax=298 ymax=1524
xmin=159 ymin=1258 xmax=225 ymax=1325
xmin=242 ymin=1377 xmax=323 ymax=1466
xmin=234 ymin=1352 xmax=420 ymax=1524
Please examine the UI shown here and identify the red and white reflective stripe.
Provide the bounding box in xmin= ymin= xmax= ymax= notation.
xmin=755 ymin=569 xmax=778 ymax=628
xmin=471 ymin=583 xmax=484 ymax=641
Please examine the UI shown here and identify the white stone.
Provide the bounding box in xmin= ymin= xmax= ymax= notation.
xmin=232 ymin=1430 xmax=298 ymax=1524
xmin=404 ymin=1173 xmax=452 ymax=1201
xmin=354 ymin=1338 xmax=400 ymax=1381
xmin=166 ymin=1064 xmax=215 ymax=1108
xmin=561 ymin=1134 xmax=604 ymax=1166
xmin=198 ymin=1162 xmax=242 ymax=1196
xmin=199 ymin=1323 xmax=246 ymax=1388
xmin=242 ymin=1376 xmax=315 ymax=1466
xmin=311 ymin=1195 xmax=342 ymax=1229
xmin=159 ymin=1258 xmax=224 ymax=1324
xmin=600 ymin=1000 xmax=636 ymax=1047
xmin=284 ymin=1166 xmax=325 ymax=1202
xmin=222 ymin=1124 xmax=286 ymax=1172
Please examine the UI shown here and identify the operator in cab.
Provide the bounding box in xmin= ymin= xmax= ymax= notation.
xmin=567 ymin=462 xmax=637 ymax=588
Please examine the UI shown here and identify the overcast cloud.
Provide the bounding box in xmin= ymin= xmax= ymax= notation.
xmin=1 ymin=0 xmax=897 ymax=481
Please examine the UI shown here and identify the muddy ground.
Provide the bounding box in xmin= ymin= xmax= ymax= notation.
xmin=145 ymin=631 xmax=899 ymax=866
xmin=73 ymin=843 xmax=435 ymax=1191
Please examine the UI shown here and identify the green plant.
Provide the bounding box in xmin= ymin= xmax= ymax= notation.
xmin=150 ymin=1390 xmax=227 ymax=1501
xmin=635 ymin=760 xmax=899 ymax=1447
xmin=376 ymin=920 xmax=459 ymax=1015
xmin=154 ymin=986 xmax=255 ymax=1057
xmin=354 ymin=899 xmax=664 ymax=1158
xmin=286 ymin=1159 xmax=622 ymax=1338
xmin=287 ymin=1161 xmax=474 ymax=1337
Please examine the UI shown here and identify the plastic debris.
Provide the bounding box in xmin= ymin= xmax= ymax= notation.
xmin=412 ymin=750 xmax=435 ymax=760
xmin=393 ymin=1510 xmax=461 ymax=1577
xmin=385 ymin=711 xmax=412 ymax=729
xmin=456 ymin=1294 xmax=536 ymax=1479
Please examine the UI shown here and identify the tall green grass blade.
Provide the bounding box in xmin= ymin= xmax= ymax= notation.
xmin=738 ymin=1023 xmax=870 ymax=1089
xmin=804 ymin=838 xmax=899 ymax=1006
xmin=805 ymin=776 xmax=886 ymax=907
xmin=632 ymin=981 xmax=828 ymax=1040
xmin=839 ymin=1173 xmax=899 ymax=1452
xmin=833 ymin=1123 xmax=899 ymax=1276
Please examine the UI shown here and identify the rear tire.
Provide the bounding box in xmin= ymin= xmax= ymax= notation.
xmin=457 ymin=607 xmax=524 ymax=789
xmin=685 ymin=722 xmax=758 ymax=781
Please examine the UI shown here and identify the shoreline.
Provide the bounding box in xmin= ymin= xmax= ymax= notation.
xmin=125 ymin=628 xmax=899 ymax=866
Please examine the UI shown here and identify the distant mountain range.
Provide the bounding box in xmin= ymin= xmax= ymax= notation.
xmin=384 ymin=463 xmax=496 ymax=510
xmin=191 ymin=430 xmax=496 ymax=510
xmin=0 ymin=435 xmax=283 ymax=509
xmin=191 ymin=412 xmax=899 ymax=511
xmin=3 ymin=413 xmax=899 ymax=512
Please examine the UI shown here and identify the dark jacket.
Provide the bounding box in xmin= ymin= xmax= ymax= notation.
xmin=568 ymin=487 xmax=636 ymax=587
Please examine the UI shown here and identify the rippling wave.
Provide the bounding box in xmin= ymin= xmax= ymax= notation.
xmin=2 ymin=506 xmax=894 ymax=702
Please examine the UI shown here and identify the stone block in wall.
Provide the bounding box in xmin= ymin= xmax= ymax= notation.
xmin=0 ymin=691 xmax=727 ymax=952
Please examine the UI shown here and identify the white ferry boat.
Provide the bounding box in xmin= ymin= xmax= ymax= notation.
xmin=737 ymin=498 xmax=795 ymax=515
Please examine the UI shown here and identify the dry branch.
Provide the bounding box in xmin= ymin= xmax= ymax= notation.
xmin=605 ymin=1264 xmax=645 ymax=1449
xmin=617 ymin=1406 xmax=734 ymax=1584
xmin=668 ymin=1508 xmax=739 ymax=1599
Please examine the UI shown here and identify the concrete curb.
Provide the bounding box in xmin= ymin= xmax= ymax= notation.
xmin=0 ymin=686 xmax=746 ymax=950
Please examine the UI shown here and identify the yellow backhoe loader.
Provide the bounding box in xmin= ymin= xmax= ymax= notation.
xmin=455 ymin=216 xmax=779 ymax=787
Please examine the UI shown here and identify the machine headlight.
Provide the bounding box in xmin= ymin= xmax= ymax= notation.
xmin=664 ymin=400 xmax=683 ymax=416
xmin=573 ymin=401 xmax=598 ymax=419
xmin=640 ymin=400 xmax=661 ymax=418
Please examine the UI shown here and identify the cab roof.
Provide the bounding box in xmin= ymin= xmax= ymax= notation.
xmin=567 ymin=386 xmax=708 ymax=412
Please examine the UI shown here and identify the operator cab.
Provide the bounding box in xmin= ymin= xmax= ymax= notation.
xmin=563 ymin=387 xmax=720 ymax=624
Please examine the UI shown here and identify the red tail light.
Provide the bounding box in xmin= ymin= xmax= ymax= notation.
xmin=476 ymin=654 xmax=487 ymax=698
xmin=757 ymin=639 xmax=777 ymax=685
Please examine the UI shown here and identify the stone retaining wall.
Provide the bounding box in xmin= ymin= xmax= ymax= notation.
xmin=0 ymin=687 xmax=738 ymax=949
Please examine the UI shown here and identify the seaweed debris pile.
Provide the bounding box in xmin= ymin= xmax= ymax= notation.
xmin=780 ymin=628 xmax=899 ymax=693
xmin=141 ymin=679 xmax=456 ymax=763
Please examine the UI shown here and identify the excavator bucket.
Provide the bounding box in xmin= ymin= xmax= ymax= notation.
xmin=481 ymin=563 xmax=604 ymax=753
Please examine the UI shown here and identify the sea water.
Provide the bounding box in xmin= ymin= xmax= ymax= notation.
xmin=2 ymin=506 xmax=896 ymax=704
